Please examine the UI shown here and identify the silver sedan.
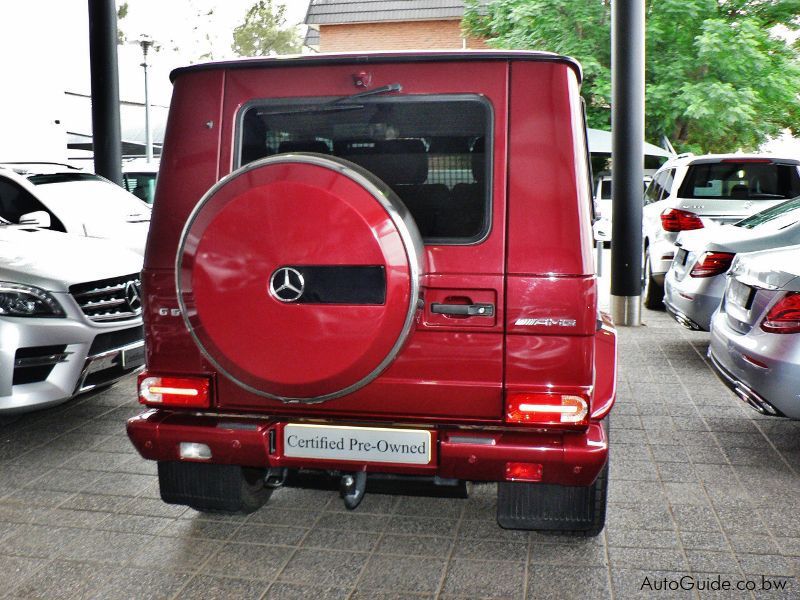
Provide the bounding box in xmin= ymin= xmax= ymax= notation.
xmin=709 ymin=245 xmax=800 ymax=418
xmin=665 ymin=196 xmax=800 ymax=331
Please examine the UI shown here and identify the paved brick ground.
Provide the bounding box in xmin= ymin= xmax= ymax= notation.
xmin=1 ymin=309 xmax=799 ymax=599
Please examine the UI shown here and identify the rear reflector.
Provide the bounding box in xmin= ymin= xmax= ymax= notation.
xmin=138 ymin=373 xmax=211 ymax=408
xmin=690 ymin=252 xmax=735 ymax=278
xmin=505 ymin=462 xmax=543 ymax=482
xmin=661 ymin=208 xmax=704 ymax=232
xmin=761 ymin=292 xmax=800 ymax=334
xmin=506 ymin=393 xmax=588 ymax=425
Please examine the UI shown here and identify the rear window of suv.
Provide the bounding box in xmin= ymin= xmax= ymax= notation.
xmin=237 ymin=95 xmax=491 ymax=243
xmin=678 ymin=161 xmax=800 ymax=200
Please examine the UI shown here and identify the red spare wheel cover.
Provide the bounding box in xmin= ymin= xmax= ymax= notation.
xmin=176 ymin=154 xmax=424 ymax=403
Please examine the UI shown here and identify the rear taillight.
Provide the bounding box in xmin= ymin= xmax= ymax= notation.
xmin=138 ymin=372 xmax=211 ymax=408
xmin=690 ymin=252 xmax=735 ymax=278
xmin=661 ymin=208 xmax=704 ymax=232
xmin=505 ymin=392 xmax=589 ymax=426
xmin=761 ymin=292 xmax=800 ymax=334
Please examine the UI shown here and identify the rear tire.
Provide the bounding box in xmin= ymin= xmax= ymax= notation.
xmin=158 ymin=461 xmax=272 ymax=514
xmin=496 ymin=463 xmax=608 ymax=537
xmin=643 ymin=246 xmax=664 ymax=310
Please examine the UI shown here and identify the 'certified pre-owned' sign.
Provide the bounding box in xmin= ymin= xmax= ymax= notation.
xmin=283 ymin=423 xmax=431 ymax=465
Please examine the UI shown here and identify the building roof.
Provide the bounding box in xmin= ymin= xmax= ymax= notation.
xmin=305 ymin=0 xmax=488 ymax=25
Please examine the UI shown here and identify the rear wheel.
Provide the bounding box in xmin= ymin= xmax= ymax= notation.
xmin=158 ymin=461 xmax=272 ymax=514
xmin=643 ymin=246 xmax=664 ymax=310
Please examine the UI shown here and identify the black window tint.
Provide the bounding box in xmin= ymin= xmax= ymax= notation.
xmin=662 ymin=169 xmax=675 ymax=198
xmin=600 ymin=180 xmax=612 ymax=199
xmin=644 ymin=173 xmax=664 ymax=204
xmin=678 ymin=162 xmax=800 ymax=200
xmin=0 ymin=178 xmax=64 ymax=230
xmin=238 ymin=96 xmax=490 ymax=243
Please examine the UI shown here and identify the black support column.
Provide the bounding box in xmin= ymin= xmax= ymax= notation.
xmin=610 ymin=0 xmax=645 ymax=325
xmin=88 ymin=0 xmax=122 ymax=186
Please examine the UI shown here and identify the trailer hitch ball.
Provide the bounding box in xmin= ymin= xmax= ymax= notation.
xmin=340 ymin=471 xmax=367 ymax=510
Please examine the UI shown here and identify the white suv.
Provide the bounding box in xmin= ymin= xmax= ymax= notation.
xmin=642 ymin=154 xmax=800 ymax=308
xmin=0 ymin=220 xmax=144 ymax=413
xmin=0 ymin=163 xmax=150 ymax=255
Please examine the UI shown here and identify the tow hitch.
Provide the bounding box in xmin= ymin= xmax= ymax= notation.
xmin=340 ymin=471 xmax=367 ymax=510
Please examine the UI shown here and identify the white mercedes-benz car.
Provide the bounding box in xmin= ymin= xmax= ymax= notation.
xmin=0 ymin=220 xmax=144 ymax=413
xmin=0 ymin=162 xmax=150 ymax=255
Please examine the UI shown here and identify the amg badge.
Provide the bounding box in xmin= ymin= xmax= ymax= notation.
xmin=515 ymin=318 xmax=577 ymax=327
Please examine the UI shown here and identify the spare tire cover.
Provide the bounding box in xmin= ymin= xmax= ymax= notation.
xmin=177 ymin=154 xmax=424 ymax=403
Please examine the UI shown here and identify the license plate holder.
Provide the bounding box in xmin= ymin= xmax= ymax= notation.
xmin=122 ymin=344 xmax=146 ymax=369
xmin=283 ymin=423 xmax=432 ymax=465
xmin=727 ymin=280 xmax=754 ymax=309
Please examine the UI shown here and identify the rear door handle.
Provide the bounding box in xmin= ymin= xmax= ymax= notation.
xmin=430 ymin=303 xmax=494 ymax=317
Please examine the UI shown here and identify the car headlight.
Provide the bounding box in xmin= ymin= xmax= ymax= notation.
xmin=0 ymin=282 xmax=66 ymax=318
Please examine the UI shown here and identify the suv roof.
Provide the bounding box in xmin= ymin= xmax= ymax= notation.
xmin=0 ymin=162 xmax=82 ymax=176
xmin=170 ymin=50 xmax=583 ymax=82
xmin=659 ymin=153 xmax=800 ymax=171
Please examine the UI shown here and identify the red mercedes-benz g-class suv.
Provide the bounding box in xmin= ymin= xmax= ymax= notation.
xmin=128 ymin=51 xmax=617 ymax=535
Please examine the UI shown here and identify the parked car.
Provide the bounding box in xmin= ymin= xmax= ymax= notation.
xmin=0 ymin=163 xmax=150 ymax=254
xmin=126 ymin=51 xmax=617 ymax=535
xmin=0 ymin=218 xmax=144 ymax=413
xmin=709 ymin=245 xmax=800 ymax=418
xmin=642 ymin=154 xmax=800 ymax=308
xmin=665 ymin=196 xmax=800 ymax=331
xmin=592 ymin=172 xmax=651 ymax=245
xmin=122 ymin=159 xmax=159 ymax=205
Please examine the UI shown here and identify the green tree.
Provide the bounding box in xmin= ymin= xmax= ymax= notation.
xmin=464 ymin=0 xmax=800 ymax=153
xmin=232 ymin=0 xmax=301 ymax=57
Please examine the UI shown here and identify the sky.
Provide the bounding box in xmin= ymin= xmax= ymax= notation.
xmin=2 ymin=1 xmax=311 ymax=105
xmin=0 ymin=1 xmax=310 ymax=159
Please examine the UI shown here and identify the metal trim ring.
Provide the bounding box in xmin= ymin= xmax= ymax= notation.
xmin=175 ymin=153 xmax=424 ymax=404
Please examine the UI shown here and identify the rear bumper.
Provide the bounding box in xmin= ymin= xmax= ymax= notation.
xmin=127 ymin=411 xmax=608 ymax=487
xmin=663 ymin=270 xmax=725 ymax=331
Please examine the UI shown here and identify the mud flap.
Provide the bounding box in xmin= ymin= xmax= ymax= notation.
xmin=158 ymin=461 xmax=271 ymax=513
xmin=496 ymin=465 xmax=607 ymax=533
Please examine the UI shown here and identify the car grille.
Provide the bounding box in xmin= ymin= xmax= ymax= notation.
xmin=70 ymin=273 xmax=142 ymax=322
xmin=88 ymin=325 xmax=144 ymax=356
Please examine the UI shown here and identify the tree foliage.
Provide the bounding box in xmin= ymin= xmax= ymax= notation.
xmin=464 ymin=0 xmax=800 ymax=153
xmin=232 ymin=0 xmax=301 ymax=57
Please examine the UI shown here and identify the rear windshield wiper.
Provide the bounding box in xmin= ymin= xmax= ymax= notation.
xmin=257 ymin=83 xmax=402 ymax=117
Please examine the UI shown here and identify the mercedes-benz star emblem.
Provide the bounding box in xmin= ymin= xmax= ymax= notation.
xmin=269 ymin=267 xmax=305 ymax=303
xmin=125 ymin=280 xmax=143 ymax=313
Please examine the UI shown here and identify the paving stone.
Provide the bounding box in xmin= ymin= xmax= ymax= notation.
xmin=302 ymin=527 xmax=381 ymax=553
xmin=441 ymin=558 xmax=525 ymax=598
xmin=0 ymin=554 xmax=49 ymax=596
xmin=278 ymin=548 xmax=369 ymax=587
xmin=91 ymin=566 xmax=191 ymax=599
xmin=59 ymin=529 xmax=154 ymax=564
xmin=606 ymin=527 xmax=680 ymax=550
xmin=231 ymin=522 xmax=307 ymax=546
xmin=205 ymin=542 xmax=292 ymax=580
xmin=2 ymin=524 xmax=84 ymax=558
xmin=130 ymin=535 xmax=222 ymax=572
xmin=607 ymin=546 xmax=687 ymax=571
xmin=176 ymin=574 xmax=270 ymax=600
xmin=374 ymin=532 xmax=453 ymax=557
xmin=357 ymin=554 xmax=446 ymax=594
xmin=527 ymin=565 xmax=611 ymax=600
xmin=266 ymin=582 xmax=350 ymax=599
xmin=8 ymin=559 xmax=105 ymax=599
